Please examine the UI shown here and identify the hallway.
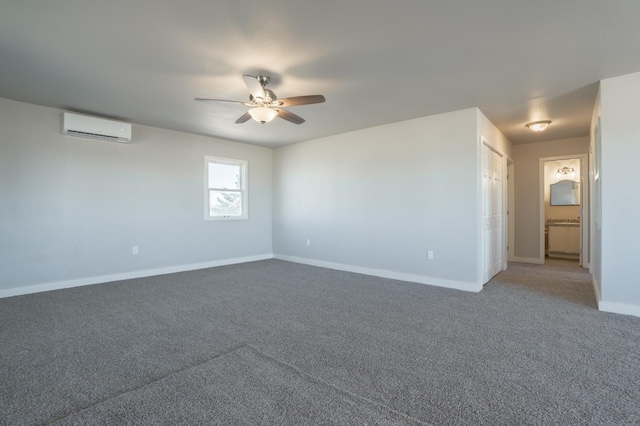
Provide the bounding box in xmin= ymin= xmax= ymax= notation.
xmin=490 ymin=259 xmax=596 ymax=309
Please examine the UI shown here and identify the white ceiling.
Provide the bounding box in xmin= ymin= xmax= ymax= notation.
xmin=1 ymin=1 xmax=639 ymax=148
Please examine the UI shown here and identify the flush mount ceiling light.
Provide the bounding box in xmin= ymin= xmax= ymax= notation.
xmin=525 ymin=120 xmax=552 ymax=132
xmin=248 ymin=107 xmax=278 ymax=124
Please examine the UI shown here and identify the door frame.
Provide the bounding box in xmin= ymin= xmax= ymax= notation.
xmin=538 ymin=153 xmax=589 ymax=267
xmin=507 ymin=160 xmax=515 ymax=264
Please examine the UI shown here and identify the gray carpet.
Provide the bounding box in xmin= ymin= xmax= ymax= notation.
xmin=1 ymin=259 xmax=639 ymax=425
xmin=55 ymin=345 xmax=416 ymax=425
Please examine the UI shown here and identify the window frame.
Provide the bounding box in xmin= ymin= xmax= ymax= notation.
xmin=204 ymin=155 xmax=248 ymax=221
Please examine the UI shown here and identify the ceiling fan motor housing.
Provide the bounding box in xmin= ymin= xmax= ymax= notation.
xmin=256 ymin=75 xmax=270 ymax=86
xmin=250 ymin=89 xmax=277 ymax=105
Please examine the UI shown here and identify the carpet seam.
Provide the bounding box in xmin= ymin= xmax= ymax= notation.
xmin=44 ymin=343 xmax=248 ymax=425
xmin=246 ymin=344 xmax=433 ymax=426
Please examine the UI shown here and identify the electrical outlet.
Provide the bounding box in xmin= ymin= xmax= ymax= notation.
xmin=427 ymin=250 xmax=434 ymax=260
xmin=132 ymin=246 xmax=139 ymax=255
xmin=306 ymin=239 xmax=311 ymax=246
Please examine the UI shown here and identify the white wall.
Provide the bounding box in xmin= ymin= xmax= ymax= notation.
xmin=597 ymin=72 xmax=640 ymax=316
xmin=0 ymin=98 xmax=273 ymax=295
xmin=512 ymin=137 xmax=589 ymax=261
xmin=590 ymin=88 xmax=602 ymax=300
xmin=273 ymin=108 xmax=488 ymax=291
xmin=477 ymin=109 xmax=512 ymax=160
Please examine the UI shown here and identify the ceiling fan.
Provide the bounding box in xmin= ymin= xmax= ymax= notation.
xmin=195 ymin=75 xmax=325 ymax=124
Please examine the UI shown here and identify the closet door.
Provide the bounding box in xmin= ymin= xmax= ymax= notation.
xmin=481 ymin=144 xmax=503 ymax=284
xmin=490 ymin=149 xmax=503 ymax=278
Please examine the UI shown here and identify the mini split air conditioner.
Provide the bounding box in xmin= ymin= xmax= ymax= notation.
xmin=63 ymin=112 xmax=132 ymax=143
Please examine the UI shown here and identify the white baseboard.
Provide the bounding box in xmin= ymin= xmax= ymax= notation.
xmin=589 ymin=276 xmax=640 ymax=318
xmin=510 ymin=256 xmax=544 ymax=264
xmin=592 ymin=275 xmax=602 ymax=305
xmin=0 ymin=253 xmax=274 ymax=299
xmin=274 ymin=254 xmax=482 ymax=293
xmin=598 ymin=300 xmax=640 ymax=318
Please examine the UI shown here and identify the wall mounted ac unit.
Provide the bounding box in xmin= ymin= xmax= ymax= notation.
xmin=63 ymin=112 xmax=132 ymax=143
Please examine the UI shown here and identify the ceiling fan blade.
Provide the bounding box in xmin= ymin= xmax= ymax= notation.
xmin=242 ymin=75 xmax=266 ymax=101
xmin=195 ymin=98 xmax=249 ymax=105
xmin=235 ymin=112 xmax=252 ymax=124
xmin=275 ymin=108 xmax=305 ymax=124
xmin=276 ymin=95 xmax=325 ymax=107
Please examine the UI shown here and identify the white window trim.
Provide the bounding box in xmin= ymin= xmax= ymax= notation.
xmin=204 ymin=156 xmax=248 ymax=221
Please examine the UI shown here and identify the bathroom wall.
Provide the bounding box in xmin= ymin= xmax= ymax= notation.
xmin=543 ymin=158 xmax=581 ymax=221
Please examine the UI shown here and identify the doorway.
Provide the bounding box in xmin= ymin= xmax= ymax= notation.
xmin=539 ymin=154 xmax=589 ymax=268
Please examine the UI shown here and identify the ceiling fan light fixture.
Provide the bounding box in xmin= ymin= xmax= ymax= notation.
xmin=526 ymin=120 xmax=552 ymax=132
xmin=196 ymin=74 xmax=324 ymax=125
xmin=248 ymin=107 xmax=277 ymax=124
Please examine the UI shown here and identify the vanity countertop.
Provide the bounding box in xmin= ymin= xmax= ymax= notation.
xmin=547 ymin=219 xmax=580 ymax=227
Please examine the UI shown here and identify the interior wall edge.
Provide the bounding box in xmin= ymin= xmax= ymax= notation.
xmin=0 ymin=253 xmax=274 ymax=299
xmin=598 ymin=300 xmax=640 ymax=319
xmin=592 ymin=275 xmax=601 ymax=305
xmin=273 ymin=254 xmax=482 ymax=293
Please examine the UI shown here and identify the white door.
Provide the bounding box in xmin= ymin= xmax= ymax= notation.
xmin=491 ymin=150 xmax=503 ymax=277
xmin=481 ymin=144 xmax=503 ymax=284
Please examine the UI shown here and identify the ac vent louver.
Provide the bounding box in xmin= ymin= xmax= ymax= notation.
xmin=65 ymin=130 xmax=121 ymax=141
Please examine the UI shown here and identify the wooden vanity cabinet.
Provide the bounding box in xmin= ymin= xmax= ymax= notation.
xmin=548 ymin=224 xmax=580 ymax=257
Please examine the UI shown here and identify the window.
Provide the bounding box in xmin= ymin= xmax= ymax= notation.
xmin=205 ymin=156 xmax=248 ymax=220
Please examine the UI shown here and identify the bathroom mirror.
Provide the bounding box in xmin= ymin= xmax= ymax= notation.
xmin=550 ymin=179 xmax=580 ymax=206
